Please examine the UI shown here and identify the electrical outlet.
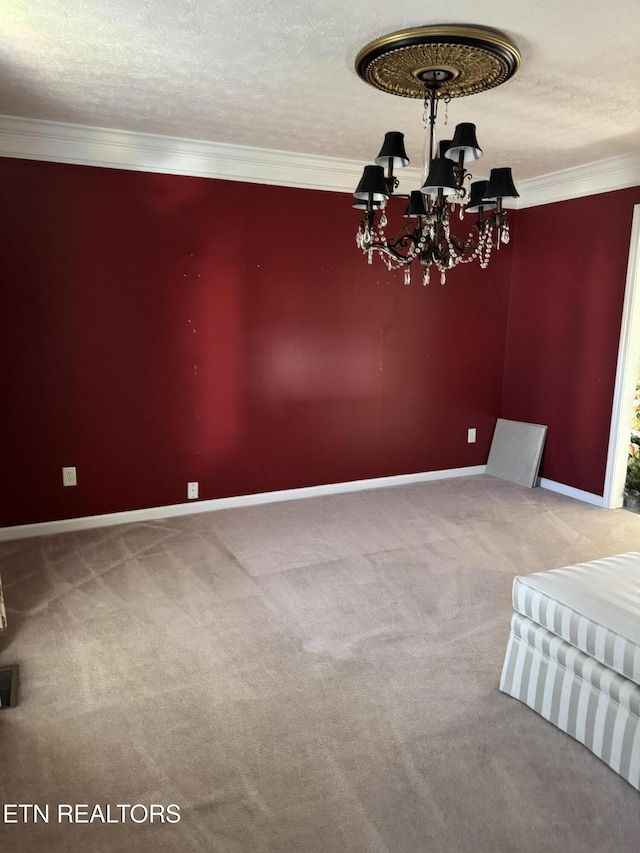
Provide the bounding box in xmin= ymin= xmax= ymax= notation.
xmin=467 ymin=428 xmax=477 ymax=443
xmin=187 ymin=481 xmax=199 ymax=500
xmin=62 ymin=466 xmax=77 ymax=487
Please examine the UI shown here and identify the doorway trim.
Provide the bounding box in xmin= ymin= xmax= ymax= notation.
xmin=603 ymin=204 xmax=640 ymax=508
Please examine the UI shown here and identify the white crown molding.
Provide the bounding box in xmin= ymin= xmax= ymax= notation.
xmin=0 ymin=114 xmax=638 ymax=206
xmin=0 ymin=114 xmax=370 ymax=193
xmin=0 ymin=465 xmax=486 ymax=541
xmin=516 ymin=153 xmax=640 ymax=209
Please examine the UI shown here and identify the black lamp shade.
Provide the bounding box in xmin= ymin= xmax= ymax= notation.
xmin=465 ymin=180 xmax=495 ymax=213
xmin=354 ymin=165 xmax=389 ymax=202
xmin=420 ymin=157 xmax=458 ymax=196
xmin=483 ymin=167 xmax=519 ymax=200
xmin=352 ymin=194 xmax=382 ymax=210
xmin=404 ymin=190 xmax=428 ymax=218
xmin=438 ymin=139 xmax=453 ymax=159
xmin=374 ymin=132 xmax=410 ymax=169
xmin=445 ymin=123 xmax=483 ymax=163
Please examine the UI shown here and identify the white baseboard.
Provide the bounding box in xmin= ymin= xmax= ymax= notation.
xmin=0 ymin=465 xmax=487 ymax=541
xmin=539 ymin=478 xmax=606 ymax=507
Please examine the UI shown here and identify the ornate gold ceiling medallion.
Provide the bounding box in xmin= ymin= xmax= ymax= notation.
xmin=355 ymin=25 xmax=521 ymax=99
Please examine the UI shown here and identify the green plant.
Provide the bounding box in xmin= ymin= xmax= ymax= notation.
xmin=633 ymin=373 xmax=640 ymax=432
xmin=625 ymin=448 xmax=640 ymax=493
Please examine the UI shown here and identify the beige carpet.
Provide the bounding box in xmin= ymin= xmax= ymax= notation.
xmin=1 ymin=475 xmax=640 ymax=852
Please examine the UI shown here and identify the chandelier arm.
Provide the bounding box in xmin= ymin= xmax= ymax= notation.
xmin=447 ymin=231 xmax=481 ymax=253
xmin=391 ymin=230 xmax=424 ymax=254
xmin=365 ymin=243 xmax=412 ymax=265
xmin=363 ymin=231 xmax=424 ymax=264
xmin=388 ymin=220 xmax=413 ymax=245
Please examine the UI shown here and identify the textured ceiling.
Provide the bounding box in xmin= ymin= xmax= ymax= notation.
xmin=1 ymin=0 xmax=639 ymax=182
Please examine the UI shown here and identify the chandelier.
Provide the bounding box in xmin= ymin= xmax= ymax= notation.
xmin=353 ymin=25 xmax=521 ymax=285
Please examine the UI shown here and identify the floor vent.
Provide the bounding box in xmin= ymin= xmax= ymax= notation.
xmin=0 ymin=665 xmax=19 ymax=708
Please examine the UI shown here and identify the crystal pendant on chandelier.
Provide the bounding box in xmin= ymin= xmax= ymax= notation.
xmin=352 ymin=24 xmax=521 ymax=285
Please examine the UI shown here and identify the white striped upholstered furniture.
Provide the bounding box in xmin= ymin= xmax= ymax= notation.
xmin=500 ymin=553 xmax=640 ymax=790
xmin=0 ymin=574 xmax=5 ymax=636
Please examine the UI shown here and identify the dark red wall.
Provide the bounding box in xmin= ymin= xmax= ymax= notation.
xmin=0 ymin=158 xmax=513 ymax=525
xmin=501 ymin=186 xmax=640 ymax=495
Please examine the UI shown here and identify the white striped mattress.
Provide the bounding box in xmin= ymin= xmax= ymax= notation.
xmin=500 ymin=613 xmax=640 ymax=789
xmin=512 ymin=553 xmax=640 ymax=685
xmin=0 ymin=573 xmax=5 ymax=634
